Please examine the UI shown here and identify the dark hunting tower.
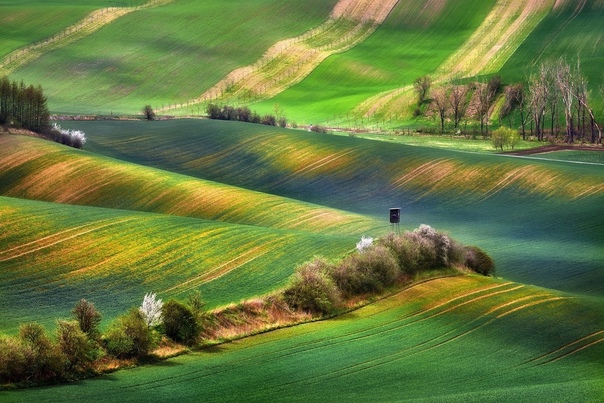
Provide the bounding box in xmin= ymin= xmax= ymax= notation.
xmin=390 ymin=208 xmax=401 ymax=233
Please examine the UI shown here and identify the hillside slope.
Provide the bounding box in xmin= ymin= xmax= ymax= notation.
xmin=0 ymin=195 xmax=360 ymax=333
xmin=4 ymin=0 xmax=602 ymax=121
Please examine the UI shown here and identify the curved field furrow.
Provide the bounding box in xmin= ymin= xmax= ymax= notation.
xmin=526 ymin=330 xmax=604 ymax=366
xmin=161 ymin=0 xmax=399 ymax=112
xmin=10 ymin=276 xmax=601 ymax=401
xmin=0 ymin=196 xmax=362 ymax=332
xmin=294 ymin=295 xmax=570 ymax=387
xmin=0 ymin=218 xmax=135 ymax=263
xmin=0 ymin=0 xmax=172 ymax=76
xmin=164 ymin=244 xmax=271 ymax=294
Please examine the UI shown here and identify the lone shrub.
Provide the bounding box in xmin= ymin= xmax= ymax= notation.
xmin=18 ymin=323 xmax=64 ymax=381
xmin=413 ymin=224 xmax=452 ymax=267
xmin=378 ymin=232 xmax=422 ymax=275
xmin=0 ymin=336 xmax=28 ymax=383
xmin=465 ymin=245 xmax=495 ymax=276
xmin=404 ymin=231 xmax=438 ymax=272
xmin=143 ymin=104 xmax=155 ymax=121
xmin=283 ymin=258 xmax=341 ymax=315
xmin=105 ymin=308 xmax=155 ymax=359
xmin=162 ymin=300 xmax=200 ymax=345
xmin=72 ymin=299 xmax=102 ymax=341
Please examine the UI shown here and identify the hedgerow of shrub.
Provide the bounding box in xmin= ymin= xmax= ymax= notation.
xmin=206 ymin=103 xmax=285 ymax=127
xmin=162 ymin=300 xmax=200 ymax=345
xmin=104 ymin=308 xmax=155 ymax=359
xmin=0 ymin=226 xmax=495 ymax=386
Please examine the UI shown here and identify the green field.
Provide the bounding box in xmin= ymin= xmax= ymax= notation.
xmin=1 ymin=0 xmax=603 ymax=399
xmin=3 ymin=0 xmax=603 ymax=122
xmin=6 ymin=0 xmax=337 ymax=114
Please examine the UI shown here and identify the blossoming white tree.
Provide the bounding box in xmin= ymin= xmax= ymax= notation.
xmin=140 ymin=292 xmax=163 ymax=328
xmin=356 ymin=236 xmax=374 ymax=253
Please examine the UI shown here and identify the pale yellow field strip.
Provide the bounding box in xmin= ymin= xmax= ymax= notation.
xmin=437 ymin=0 xmax=555 ymax=79
xmin=0 ymin=0 xmax=172 ymax=76
xmin=160 ymin=0 xmax=399 ymax=112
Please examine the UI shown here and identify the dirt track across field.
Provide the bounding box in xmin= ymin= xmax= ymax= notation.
xmin=504 ymin=144 xmax=604 ymax=155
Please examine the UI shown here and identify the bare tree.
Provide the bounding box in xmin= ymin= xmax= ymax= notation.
xmin=573 ymin=61 xmax=588 ymax=141
xmin=413 ymin=75 xmax=432 ymax=106
xmin=432 ymin=87 xmax=448 ymax=134
xmin=448 ymin=83 xmax=468 ymax=129
xmin=555 ymin=59 xmax=575 ymax=142
xmin=475 ymin=82 xmax=491 ymax=137
xmin=529 ymin=64 xmax=551 ymax=141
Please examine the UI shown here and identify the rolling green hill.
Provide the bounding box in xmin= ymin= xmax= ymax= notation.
xmin=0 ymin=195 xmax=361 ymax=334
xmin=62 ymin=119 xmax=604 ymax=297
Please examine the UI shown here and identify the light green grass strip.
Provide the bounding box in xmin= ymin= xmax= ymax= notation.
xmin=0 ymin=0 xmax=171 ymax=76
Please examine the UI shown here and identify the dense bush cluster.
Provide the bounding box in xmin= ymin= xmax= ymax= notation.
xmin=283 ymin=225 xmax=494 ymax=315
xmin=0 ymin=294 xmax=206 ymax=385
xmin=206 ymin=104 xmax=287 ymax=128
xmin=0 ymin=76 xmax=50 ymax=132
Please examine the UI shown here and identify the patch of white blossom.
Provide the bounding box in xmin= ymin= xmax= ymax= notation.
xmin=140 ymin=292 xmax=163 ymax=327
xmin=356 ymin=236 xmax=374 ymax=253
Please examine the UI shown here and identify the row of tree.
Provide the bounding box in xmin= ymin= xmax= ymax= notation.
xmin=0 ymin=76 xmax=50 ymax=132
xmin=206 ymin=103 xmax=288 ymax=128
xmin=413 ymin=58 xmax=602 ymax=143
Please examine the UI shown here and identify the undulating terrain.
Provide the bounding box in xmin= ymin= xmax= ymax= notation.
xmin=1 ymin=0 xmax=602 ymax=401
